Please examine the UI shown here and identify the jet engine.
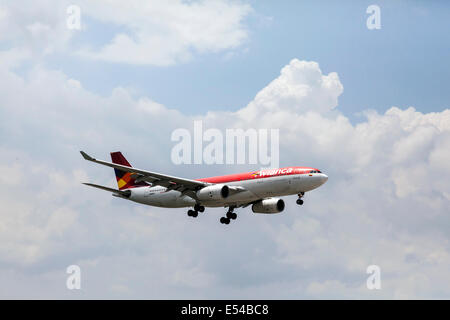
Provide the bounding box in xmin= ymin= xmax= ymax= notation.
xmin=196 ymin=184 xmax=229 ymax=201
xmin=252 ymin=198 xmax=285 ymax=214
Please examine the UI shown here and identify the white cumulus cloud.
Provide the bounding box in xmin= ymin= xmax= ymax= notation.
xmin=0 ymin=55 xmax=449 ymax=298
xmin=76 ymin=0 xmax=252 ymax=65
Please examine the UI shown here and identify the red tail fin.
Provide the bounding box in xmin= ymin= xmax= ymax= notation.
xmin=111 ymin=152 xmax=147 ymax=190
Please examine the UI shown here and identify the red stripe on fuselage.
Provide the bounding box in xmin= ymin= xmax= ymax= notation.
xmin=197 ymin=167 xmax=319 ymax=184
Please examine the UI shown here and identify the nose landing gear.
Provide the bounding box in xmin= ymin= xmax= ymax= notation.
xmin=296 ymin=192 xmax=305 ymax=205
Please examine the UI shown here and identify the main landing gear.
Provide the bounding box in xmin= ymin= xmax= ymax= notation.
xmin=220 ymin=206 xmax=237 ymax=225
xmin=296 ymin=192 xmax=305 ymax=205
xmin=187 ymin=204 xmax=205 ymax=218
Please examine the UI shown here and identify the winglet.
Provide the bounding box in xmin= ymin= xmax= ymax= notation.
xmin=80 ymin=151 xmax=95 ymax=161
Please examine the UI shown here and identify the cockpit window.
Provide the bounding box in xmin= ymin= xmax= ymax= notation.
xmin=309 ymin=170 xmax=321 ymax=173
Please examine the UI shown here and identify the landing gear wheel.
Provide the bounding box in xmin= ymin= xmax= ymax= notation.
xmin=226 ymin=211 xmax=237 ymax=220
xmin=194 ymin=204 xmax=205 ymax=212
xmin=296 ymin=199 xmax=304 ymax=205
xmin=220 ymin=217 xmax=230 ymax=224
xmin=221 ymin=206 xmax=236 ymax=224
xmin=188 ymin=209 xmax=198 ymax=217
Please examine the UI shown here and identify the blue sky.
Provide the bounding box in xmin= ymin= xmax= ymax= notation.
xmin=44 ymin=0 xmax=450 ymax=121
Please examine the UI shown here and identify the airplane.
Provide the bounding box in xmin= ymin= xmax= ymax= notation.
xmin=80 ymin=151 xmax=328 ymax=225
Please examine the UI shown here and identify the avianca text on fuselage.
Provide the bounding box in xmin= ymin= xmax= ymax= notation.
xmin=80 ymin=151 xmax=328 ymax=225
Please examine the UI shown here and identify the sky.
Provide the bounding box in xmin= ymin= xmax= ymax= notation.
xmin=0 ymin=0 xmax=449 ymax=299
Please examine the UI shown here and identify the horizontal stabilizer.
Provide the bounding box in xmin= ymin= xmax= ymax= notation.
xmin=82 ymin=183 xmax=131 ymax=198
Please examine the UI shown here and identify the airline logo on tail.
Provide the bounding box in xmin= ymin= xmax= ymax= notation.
xmin=115 ymin=171 xmax=136 ymax=190
xmin=111 ymin=152 xmax=148 ymax=190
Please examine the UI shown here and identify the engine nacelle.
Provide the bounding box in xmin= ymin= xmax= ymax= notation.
xmin=196 ymin=184 xmax=229 ymax=201
xmin=252 ymin=198 xmax=285 ymax=214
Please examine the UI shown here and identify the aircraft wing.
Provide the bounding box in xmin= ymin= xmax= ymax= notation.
xmin=80 ymin=151 xmax=208 ymax=194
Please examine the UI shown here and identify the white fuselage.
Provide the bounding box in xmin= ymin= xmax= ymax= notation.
xmin=126 ymin=172 xmax=328 ymax=208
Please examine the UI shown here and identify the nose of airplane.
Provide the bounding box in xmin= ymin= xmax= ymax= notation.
xmin=320 ymin=173 xmax=328 ymax=184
